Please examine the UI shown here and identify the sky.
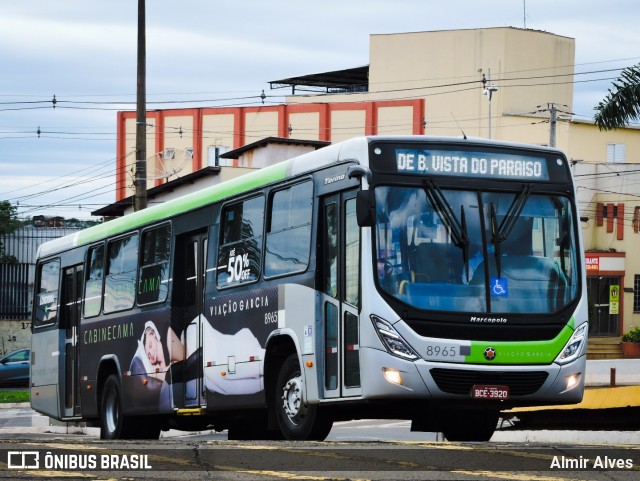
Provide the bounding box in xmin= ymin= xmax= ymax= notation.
xmin=1 ymin=0 xmax=639 ymax=220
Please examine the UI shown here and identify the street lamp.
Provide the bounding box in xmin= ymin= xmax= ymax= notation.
xmin=482 ymin=72 xmax=498 ymax=139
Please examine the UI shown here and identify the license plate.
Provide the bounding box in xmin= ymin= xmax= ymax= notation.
xmin=472 ymin=384 xmax=509 ymax=400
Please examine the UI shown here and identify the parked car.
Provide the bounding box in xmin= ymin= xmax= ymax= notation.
xmin=0 ymin=349 xmax=30 ymax=387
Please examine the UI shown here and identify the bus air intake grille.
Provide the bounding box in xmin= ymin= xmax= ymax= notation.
xmin=405 ymin=320 xmax=564 ymax=341
xmin=429 ymin=369 xmax=549 ymax=396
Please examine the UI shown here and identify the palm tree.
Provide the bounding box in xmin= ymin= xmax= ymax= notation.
xmin=594 ymin=64 xmax=640 ymax=130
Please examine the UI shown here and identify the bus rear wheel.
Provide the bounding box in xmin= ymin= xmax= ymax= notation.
xmin=275 ymin=354 xmax=333 ymax=441
xmin=100 ymin=374 xmax=128 ymax=439
xmin=100 ymin=374 xmax=160 ymax=440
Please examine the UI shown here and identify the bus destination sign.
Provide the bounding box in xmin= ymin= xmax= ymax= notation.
xmin=395 ymin=149 xmax=550 ymax=181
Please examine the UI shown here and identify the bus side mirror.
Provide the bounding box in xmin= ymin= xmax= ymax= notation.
xmin=356 ymin=190 xmax=374 ymax=227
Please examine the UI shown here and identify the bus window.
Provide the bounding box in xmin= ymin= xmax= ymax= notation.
xmin=217 ymin=196 xmax=264 ymax=287
xmin=84 ymin=245 xmax=104 ymax=317
xmin=138 ymin=224 xmax=171 ymax=305
xmin=34 ymin=259 xmax=61 ymax=327
xmin=265 ymin=181 xmax=313 ymax=277
xmin=323 ymin=203 xmax=338 ymax=298
xmin=104 ymin=234 xmax=139 ymax=313
xmin=345 ymin=198 xmax=360 ymax=306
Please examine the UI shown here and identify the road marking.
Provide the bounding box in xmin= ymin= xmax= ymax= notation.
xmin=214 ymin=464 xmax=361 ymax=480
xmin=452 ymin=471 xmax=592 ymax=481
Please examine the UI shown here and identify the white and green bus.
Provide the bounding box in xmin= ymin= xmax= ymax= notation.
xmin=31 ymin=135 xmax=587 ymax=441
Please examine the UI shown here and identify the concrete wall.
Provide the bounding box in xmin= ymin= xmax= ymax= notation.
xmin=0 ymin=320 xmax=31 ymax=356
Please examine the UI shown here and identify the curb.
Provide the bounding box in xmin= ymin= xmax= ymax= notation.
xmin=0 ymin=402 xmax=30 ymax=409
xmin=509 ymin=385 xmax=640 ymax=413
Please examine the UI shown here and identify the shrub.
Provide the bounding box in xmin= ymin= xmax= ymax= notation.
xmin=622 ymin=326 xmax=640 ymax=343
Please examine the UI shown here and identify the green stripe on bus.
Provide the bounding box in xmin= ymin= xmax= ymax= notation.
xmin=75 ymin=161 xmax=290 ymax=247
xmin=465 ymin=318 xmax=575 ymax=365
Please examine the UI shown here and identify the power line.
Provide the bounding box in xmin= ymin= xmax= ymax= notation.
xmin=0 ymin=64 xmax=629 ymax=113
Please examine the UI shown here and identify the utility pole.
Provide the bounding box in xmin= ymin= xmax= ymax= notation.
xmin=537 ymin=103 xmax=569 ymax=148
xmin=134 ymin=0 xmax=147 ymax=211
xmin=548 ymin=103 xmax=557 ymax=148
xmin=482 ymin=70 xmax=498 ymax=139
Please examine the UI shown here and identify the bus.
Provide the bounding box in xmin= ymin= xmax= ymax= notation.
xmin=30 ymin=135 xmax=587 ymax=441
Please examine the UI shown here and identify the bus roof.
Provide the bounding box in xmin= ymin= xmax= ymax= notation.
xmin=36 ymin=135 xmax=565 ymax=259
xmin=36 ymin=139 xmax=354 ymax=259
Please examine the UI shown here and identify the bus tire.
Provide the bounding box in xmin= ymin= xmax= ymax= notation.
xmin=275 ymin=354 xmax=333 ymax=441
xmin=441 ymin=409 xmax=499 ymax=442
xmin=100 ymin=374 xmax=134 ymax=440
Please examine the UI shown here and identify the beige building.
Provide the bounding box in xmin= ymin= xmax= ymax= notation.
xmin=112 ymin=27 xmax=640 ymax=353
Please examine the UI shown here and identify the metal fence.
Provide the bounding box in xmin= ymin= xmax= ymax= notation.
xmin=1 ymin=225 xmax=84 ymax=320
xmin=0 ymin=263 xmax=30 ymax=320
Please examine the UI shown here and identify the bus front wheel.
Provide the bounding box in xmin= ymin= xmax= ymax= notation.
xmin=275 ymin=354 xmax=333 ymax=441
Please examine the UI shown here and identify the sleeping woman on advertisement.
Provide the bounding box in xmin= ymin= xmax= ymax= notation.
xmin=129 ymin=314 xmax=263 ymax=408
xmin=129 ymin=320 xmax=183 ymax=377
xmin=129 ymin=320 xmax=202 ymax=411
xmin=178 ymin=315 xmax=265 ymax=396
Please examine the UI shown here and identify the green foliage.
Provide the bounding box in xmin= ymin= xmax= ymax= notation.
xmin=0 ymin=390 xmax=29 ymax=403
xmin=0 ymin=201 xmax=21 ymax=235
xmin=622 ymin=326 xmax=640 ymax=343
xmin=594 ymin=63 xmax=640 ymax=130
xmin=0 ymin=201 xmax=21 ymax=263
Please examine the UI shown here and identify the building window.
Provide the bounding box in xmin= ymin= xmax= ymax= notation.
xmin=607 ymin=143 xmax=625 ymax=163
xmin=207 ymin=145 xmax=231 ymax=166
xmin=635 ymin=275 xmax=640 ymax=313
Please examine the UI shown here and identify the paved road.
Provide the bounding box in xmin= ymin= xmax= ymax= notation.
xmin=2 ymin=405 xmax=640 ymax=446
xmin=2 ymin=406 xmax=640 ymax=479
xmin=1 ymin=437 xmax=639 ymax=480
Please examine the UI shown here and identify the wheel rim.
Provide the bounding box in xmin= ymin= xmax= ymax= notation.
xmin=281 ymin=375 xmax=306 ymax=426
xmin=104 ymin=389 xmax=119 ymax=435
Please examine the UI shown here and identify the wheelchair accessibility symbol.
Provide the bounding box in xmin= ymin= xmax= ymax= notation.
xmin=491 ymin=277 xmax=508 ymax=297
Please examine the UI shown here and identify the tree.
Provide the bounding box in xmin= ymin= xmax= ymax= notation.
xmin=0 ymin=200 xmax=21 ymax=263
xmin=594 ymin=63 xmax=640 ymax=130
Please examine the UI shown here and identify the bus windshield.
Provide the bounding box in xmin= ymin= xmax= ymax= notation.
xmin=374 ymin=185 xmax=579 ymax=314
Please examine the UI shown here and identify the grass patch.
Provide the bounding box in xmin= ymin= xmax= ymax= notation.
xmin=0 ymin=390 xmax=29 ymax=403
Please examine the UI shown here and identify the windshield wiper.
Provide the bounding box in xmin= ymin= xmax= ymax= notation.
xmin=489 ymin=184 xmax=533 ymax=277
xmin=423 ymin=181 xmax=470 ymax=274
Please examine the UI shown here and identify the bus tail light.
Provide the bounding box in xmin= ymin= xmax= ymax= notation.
xmin=371 ymin=315 xmax=418 ymax=360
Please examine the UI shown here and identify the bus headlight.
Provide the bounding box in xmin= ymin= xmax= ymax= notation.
xmin=371 ymin=315 xmax=418 ymax=360
xmin=555 ymin=323 xmax=588 ymax=365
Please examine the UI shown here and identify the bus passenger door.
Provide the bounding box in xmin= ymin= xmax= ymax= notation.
xmin=173 ymin=231 xmax=207 ymax=408
xmin=60 ymin=264 xmax=83 ymax=418
xmin=320 ymin=190 xmax=362 ymax=399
